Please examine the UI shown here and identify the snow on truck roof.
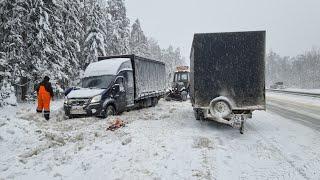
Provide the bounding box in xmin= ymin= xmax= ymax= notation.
xmin=83 ymin=58 xmax=131 ymax=78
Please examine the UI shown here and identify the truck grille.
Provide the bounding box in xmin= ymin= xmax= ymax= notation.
xmin=69 ymin=98 xmax=90 ymax=106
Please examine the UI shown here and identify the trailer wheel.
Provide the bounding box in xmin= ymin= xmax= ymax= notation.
xmin=210 ymin=100 xmax=232 ymax=118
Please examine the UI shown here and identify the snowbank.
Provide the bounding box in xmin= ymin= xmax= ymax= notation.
xmin=284 ymin=88 xmax=320 ymax=94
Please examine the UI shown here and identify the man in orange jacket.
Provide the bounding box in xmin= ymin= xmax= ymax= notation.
xmin=36 ymin=76 xmax=54 ymax=120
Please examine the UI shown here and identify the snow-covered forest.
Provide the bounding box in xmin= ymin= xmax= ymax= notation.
xmin=0 ymin=0 xmax=186 ymax=105
xmin=266 ymin=48 xmax=320 ymax=88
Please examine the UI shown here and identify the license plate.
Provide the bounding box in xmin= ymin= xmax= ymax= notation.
xmin=70 ymin=106 xmax=86 ymax=115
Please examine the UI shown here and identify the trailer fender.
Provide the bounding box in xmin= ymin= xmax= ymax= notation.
xmin=209 ymin=96 xmax=233 ymax=118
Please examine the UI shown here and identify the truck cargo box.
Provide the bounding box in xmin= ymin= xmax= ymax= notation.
xmin=98 ymin=55 xmax=166 ymax=100
xmin=133 ymin=56 xmax=166 ymax=99
xmin=190 ymin=31 xmax=266 ymax=110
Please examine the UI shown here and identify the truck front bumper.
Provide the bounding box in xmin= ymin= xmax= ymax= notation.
xmin=64 ymin=103 xmax=104 ymax=117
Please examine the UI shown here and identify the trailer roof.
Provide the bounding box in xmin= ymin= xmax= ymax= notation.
xmin=191 ymin=30 xmax=266 ymax=58
xmin=98 ymin=54 xmax=165 ymax=65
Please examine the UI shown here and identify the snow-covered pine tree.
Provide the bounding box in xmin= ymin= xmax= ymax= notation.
xmin=129 ymin=19 xmax=150 ymax=57
xmin=147 ymin=38 xmax=162 ymax=60
xmin=160 ymin=46 xmax=186 ymax=86
xmin=106 ymin=0 xmax=130 ymax=55
xmin=56 ymin=0 xmax=83 ymax=86
xmin=80 ymin=0 xmax=107 ymax=70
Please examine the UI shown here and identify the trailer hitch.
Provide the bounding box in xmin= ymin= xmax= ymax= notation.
xmin=231 ymin=114 xmax=246 ymax=134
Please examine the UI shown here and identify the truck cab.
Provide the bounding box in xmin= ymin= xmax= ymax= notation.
xmin=270 ymin=82 xmax=285 ymax=89
xmin=64 ymin=58 xmax=134 ymax=118
xmin=165 ymin=66 xmax=190 ymax=101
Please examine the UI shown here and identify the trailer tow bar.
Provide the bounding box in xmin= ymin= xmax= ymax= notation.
xmin=232 ymin=114 xmax=246 ymax=134
xmin=240 ymin=120 xmax=244 ymax=134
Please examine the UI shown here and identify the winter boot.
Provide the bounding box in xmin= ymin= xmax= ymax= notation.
xmin=44 ymin=111 xmax=50 ymax=121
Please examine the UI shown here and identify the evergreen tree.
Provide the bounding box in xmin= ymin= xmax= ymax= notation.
xmin=106 ymin=0 xmax=130 ymax=55
xmin=80 ymin=0 xmax=107 ymax=69
xmin=129 ymin=19 xmax=149 ymax=57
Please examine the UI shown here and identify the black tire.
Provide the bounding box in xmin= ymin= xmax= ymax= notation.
xmin=65 ymin=111 xmax=73 ymax=119
xmin=151 ymin=97 xmax=158 ymax=107
xmin=181 ymin=91 xmax=187 ymax=101
xmin=165 ymin=96 xmax=172 ymax=101
xmin=105 ymin=105 xmax=116 ymax=118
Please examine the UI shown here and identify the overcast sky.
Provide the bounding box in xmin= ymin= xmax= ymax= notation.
xmin=125 ymin=0 xmax=320 ymax=59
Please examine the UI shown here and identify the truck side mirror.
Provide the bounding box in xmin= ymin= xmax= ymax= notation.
xmin=112 ymin=84 xmax=120 ymax=93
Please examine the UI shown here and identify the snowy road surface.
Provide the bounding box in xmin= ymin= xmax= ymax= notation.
xmin=1 ymin=94 xmax=320 ymax=180
xmin=267 ymin=92 xmax=320 ymax=131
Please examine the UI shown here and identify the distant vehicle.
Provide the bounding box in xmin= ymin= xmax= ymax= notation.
xmin=190 ymin=31 xmax=266 ymax=134
xmin=165 ymin=66 xmax=190 ymax=101
xmin=64 ymin=55 xmax=166 ymax=118
xmin=270 ymin=82 xmax=286 ymax=89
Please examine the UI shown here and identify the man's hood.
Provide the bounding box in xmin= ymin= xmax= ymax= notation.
xmin=67 ymin=88 xmax=105 ymax=99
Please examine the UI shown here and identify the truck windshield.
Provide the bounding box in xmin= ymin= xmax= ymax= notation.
xmin=174 ymin=73 xmax=189 ymax=82
xmin=82 ymin=75 xmax=115 ymax=89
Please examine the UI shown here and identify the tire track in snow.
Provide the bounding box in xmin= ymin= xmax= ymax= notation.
xmin=267 ymin=103 xmax=320 ymax=132
xmin=246 ymin=122 xmax=310 ymax=180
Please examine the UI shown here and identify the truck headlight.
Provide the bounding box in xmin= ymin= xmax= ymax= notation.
xmin=64 ymin=98 xmax=69 ymax=105
xmin=91 ymin=95 xmax=102 ymax=104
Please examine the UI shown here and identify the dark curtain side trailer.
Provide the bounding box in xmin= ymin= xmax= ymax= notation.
xmin=190 ymin=31 xmax=266 ymax=133
xmin=64 ymin=54 xmax=166 ymax=118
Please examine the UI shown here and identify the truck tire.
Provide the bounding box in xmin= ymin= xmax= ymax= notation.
xmin=65 ymin=111 xmax=73 ymax=119
xmin=105 ymin=105 xmax=115 ymax=118
xmin=165 ymin=95 xmax=172 ymax=101
xmin=181 ymin=91 xmax=188 ymax=101
xmin=151 ymin=97 xmax=158 ymax=106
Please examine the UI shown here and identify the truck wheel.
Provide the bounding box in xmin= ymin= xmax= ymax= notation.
xmin=151 ymin=97 xmax=158 ymax=106
xmin=65 ymin=111 xmax=73 ymax=119
xmin=105 ymin=105 xmax=115 ymax=118
xmin=181 ymin=91 xmax=188 ymax=101
xmin=165 ymin=96 xmax=172 ymax=101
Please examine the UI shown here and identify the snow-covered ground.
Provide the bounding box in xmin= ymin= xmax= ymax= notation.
xmin=1 ymin=97 xmax=320 ymax=179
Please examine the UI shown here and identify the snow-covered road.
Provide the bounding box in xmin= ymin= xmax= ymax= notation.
xmin=1 ymin=94 xmax=320 ymax=180
xmin=267 ymin=92 xmax=320 ymax=131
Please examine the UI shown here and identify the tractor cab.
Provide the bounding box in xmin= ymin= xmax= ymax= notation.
xmin=165 ymin=66 xmax=190 ymax=101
